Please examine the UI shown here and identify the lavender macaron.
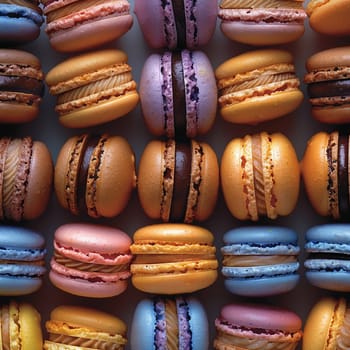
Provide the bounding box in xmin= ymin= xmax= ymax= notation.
xmin=139 ymin=50 xmax=217 ymax=139
xmin=134 ymin=0 xmax=217 ymax=50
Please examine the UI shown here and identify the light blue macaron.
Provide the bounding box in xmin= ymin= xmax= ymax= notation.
xmin=130 ymin=296 xmax=208 ymax=350
xmin=0 ymin=226 xmax=46 ymax=295
xmin=305 ymin=224 xmax=350 ymax=292
xmin=0 ymin=4 xmax=43 ymax=44
xmin=221 ymin=226 xmax=300 ymax=297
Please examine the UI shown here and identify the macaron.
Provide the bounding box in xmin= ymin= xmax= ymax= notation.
xmin=130 ymin=223 xmax=218 ymax=295
xmin=0 ymin=226 xmax=46 ymax=296
xmin=307 ymin=0 xmax=350 ymax=36
xmin=218 ymin=0 xmax=307 ymax=46
xmin=0 ymin=136 xmax=53 ymax=222
xmin=214 ymin=302 xmax=303 ymax=350
xmin=1 ymin=300 xmax=43 ymax=350
xmin=221 ymin=132 xmax=300 ymax=221
xmin=134 ymin=0 xmax=217 ymax=50
xmin=304 ymin=224 xmax=350 ymax=292
xmin=304 ymin=46 xmax=350 ymax=124
xmin=221 ymin=226 xmax=300 ymax=297
xmin=46 ymin=49 xmax=139 ymax=128
xmin=301 ymin=131 xmax=350 ymax=220
xmin=215 ymin=49 xmax=303 ymax=125
xmin=139 ymin=49 xmax=217 ymax=139
xmin=49 ymin=223 xmax=132 ymax=298
xmin=54 ymin=133 xmax=136 ymax=218
xmin=303 ymin=297 xmax=349 ymax=350
xmin=44 ymin=305 xmax=127 ymax=350
xmin=0 ymin=49 xmax=44 ymax=124
xmin=131 ymin=296 xmax=208 ymax=350
xmin=41 ymin=0 xmax=133 ymax=53
xmin=0 ymin=1 xmax=43 ymax=45
xmin=137 ymin=139 xmax=219 ymax=223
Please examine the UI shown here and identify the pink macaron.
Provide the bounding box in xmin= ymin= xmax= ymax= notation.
xmin=49 ymin=223 xmax=132 ymax=298
xmin=134 ymin=0 xmax=217 ymax=50
xmin=214 ymin=302 xmax=303 ymax=350
xmin=139 ymin=50 xmax=217 ymax=139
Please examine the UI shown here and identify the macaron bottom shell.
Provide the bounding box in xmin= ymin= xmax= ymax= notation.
xmin=311 ymin=105 xmax=350 ymax=124
xmin=0 ymin=275 xmax=43 ymax=296
xmin=220 ymin=21 xmax=305 ymax=46
xmin=306 ymin=270 xmax=350 ymax=292
xmin=49 ymin=270 xmax=128 ymax=298
xmin=224 ymin=274 xmax=300 ymax=297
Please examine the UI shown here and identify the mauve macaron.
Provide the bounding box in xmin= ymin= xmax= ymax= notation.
xmin=49 ymin=223 xmax=132 ymax=298
xmin=140 ymin=49 xmax=217 ymax=139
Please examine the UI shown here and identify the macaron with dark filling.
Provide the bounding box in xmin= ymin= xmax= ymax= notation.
xmin=137 ymin=139 xmax=219 ymax=223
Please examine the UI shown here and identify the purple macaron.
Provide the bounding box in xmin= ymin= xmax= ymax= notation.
xmin=134 ymin=0 xmax=217 ymax=50
xmin=140 ymin=49 xmax=217 ymax=139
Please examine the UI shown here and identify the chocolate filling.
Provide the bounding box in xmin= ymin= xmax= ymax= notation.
xmin=172 ymin=52 xmax=187 ymax=140
xmin=76 ymin=135 xmax=100 ymax=215
xmin=338 ymin=133 xmax=350 ymax=218
xmin=170 ymin=141 xmax=191 ymax=222
xmin=0 ymin=75 xmax=44 ymax=96
xmin=308 ymin=253 xmax=350 ymax=260
xmin=308 ymin=79 xmax=350 ymax=98
xmin=171 ymin=0 xmax=186 ymax=47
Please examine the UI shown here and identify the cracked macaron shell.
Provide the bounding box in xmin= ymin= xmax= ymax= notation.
xmin=139 ymin=50 xmax=217 ymax=139
xmin=0 ymin=49 xmax=44 ymax=123
xmin=221 ymin=132 xmax=300 ymax=221
xmin=305 ymin=46 xmax=350 ymax=124
xmin=54 ymin=134 xmax=136 ymax=218
xmin=307 ymin=0 xmax=350 ymax=36
xmin=42 ymin=0 xmax=133 ymax=53
xmin=0 ymin=137 xmax=53 ymax=222
xmin=45 ymin=49 xmax=139 ymax=128
xmin=215 ymin=49 xmax=303 ymax=124
xmin=137 ymin=139 xmax=219 ymax=223
xmin=303 ymin=297 xmax=348 ymax=350
xmin=130 ymin=223 xmax=218 ymax=295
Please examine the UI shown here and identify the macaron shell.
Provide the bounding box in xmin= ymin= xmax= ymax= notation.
xmin=308 ymin=0 xmax=350 ymax=35
xmin=0 ymin=225 xmax=45 ymax=249
xmin=0 ymin=103 xmax=40 ymax=124
xmin=0 ymin=275 xmax=43 ymax=296
xmin=49 ymin=269 xmax=128 ymax=298
xmin=303 ymin=297 xmax=347 ymax=350
xmin=311 ymin=105 xmax=350 ymax=124
xmin=306 ymin=270 xmax=350 ymax=292
xmin=49 ymin=15 xmax=133 ymax=53
xmin=24 ymin=140 xmax=53 ymax=220
xmin=301 ymin=132 xmax=330 ymax=216
xmin=220 ymin=21 xmax=305 ymax=46
xmin=306 ymin=46 xmax=350 ymax=71
xmin=131 ymin=269 xmax=218 ymax=295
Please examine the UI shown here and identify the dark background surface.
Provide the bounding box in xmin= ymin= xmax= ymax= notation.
xmin=3 ymin=1 xmax=350 ymax=348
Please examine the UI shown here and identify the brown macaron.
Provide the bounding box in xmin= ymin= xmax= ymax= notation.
xmin=305 ymin=46 xmax=350 ymax=124
xmin=301 ymin=131 xmax=350 ymax=220
xmin=137 ymin=139 xmax=219 ymax=223
xmin=54 ymin=134 xmax=136 ymax=218
xmin=0 ymin=137 xmax=53 ymax=221
xmin=221 ymin=132 xmax=300 ymax=221
xmin=46 ymin=49 xmax=139 ymax=128
xmin=0 ymin=49 xmax=44 ymax=124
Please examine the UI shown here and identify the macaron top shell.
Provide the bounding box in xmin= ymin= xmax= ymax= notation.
xmin=303 ymin=297 xmax=347 ymax=350
xmin=306 ymin=224 xmax=350 ymax=246
xmin=0 ymin=48 xmax=41 ymax=68
xmin=219 ymin=303 xmax=302 ymax=333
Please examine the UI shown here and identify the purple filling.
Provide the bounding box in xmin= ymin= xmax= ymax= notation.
xmin=176 ymin=297 xmax=193 ymax=350
xmin=154 ymin=299 xmax=167 ymax=349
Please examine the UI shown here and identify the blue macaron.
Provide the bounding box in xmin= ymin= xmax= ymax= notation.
xmin=0 ymin=4 xmax=43 ymax=45
xmin=0 ymin=225 xmax=46 ymax=295
xmin=305 ymin=224 xmax=350 ymax=292
xmin=221 ymin=226 xmax=300 ymax=297
xmin=131 ymin=296 xmax=208 ymax=350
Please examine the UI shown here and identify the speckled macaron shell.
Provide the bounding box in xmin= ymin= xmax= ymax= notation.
xmin=305 ymin=46 xmax=350 ymax=124
xmin=216 ymin=49 xmax=303 ymax=125
xmin=134 ymin=0 xmax=217 ymax=49
xmin=0 ymin=226 xmax=46 ymax=295
xmin=139 ymin=50 xmax=217 ymax=138
xmin=131 ymin=297 xmax=208 ymax=350
xmin=305 ymin=224 xmax=350 ymax=292
xmin=307 ymin=0 xmax=350 ymax=36
xmin=221 ymin=226 xmax=300 ymax=296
